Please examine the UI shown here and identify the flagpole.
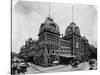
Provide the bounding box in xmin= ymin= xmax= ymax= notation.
xmin=49 ymin=1 xmax=50 ymax=17
xmin=72 ymin=6 xmax=74 ymax=22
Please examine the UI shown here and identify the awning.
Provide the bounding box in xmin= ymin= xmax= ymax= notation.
xmin=60 ymin=54 xmax=75 ymax=58
xmin=53 ymin=61 xmax=59 ymax=63
xmin=52 ymin=54 xmax=75 ymax=58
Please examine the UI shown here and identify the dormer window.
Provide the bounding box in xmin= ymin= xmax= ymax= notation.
xmin=50 ymin=23 xmax=56 ymax=29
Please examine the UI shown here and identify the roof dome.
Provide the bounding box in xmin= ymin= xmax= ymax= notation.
xmin=81 ymin=36 xmax=88 ymax=43
xmin=65 ymin=22 xmax=80 ymax=36
xmin=39 ymin=17 xmax=60 ymax=34
xmin=81 ymin=37 xmax=88 ymax=41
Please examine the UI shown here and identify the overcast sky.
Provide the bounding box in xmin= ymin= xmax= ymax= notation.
xmin=12 ymin=0 xmax=97 ymax=53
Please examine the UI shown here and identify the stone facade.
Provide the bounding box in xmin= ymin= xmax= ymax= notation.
xmin=19 ymin=17 xmax=91 ymax=67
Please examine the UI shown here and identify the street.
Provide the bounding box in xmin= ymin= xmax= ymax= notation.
xmin=24 ymin=62 xmax=90 ymax=74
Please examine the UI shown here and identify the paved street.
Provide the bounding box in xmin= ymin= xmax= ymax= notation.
xmin=44 ymin=62 xmax=90 ymax=73
xmin=25 ymin=62 xmax=90 ymax=74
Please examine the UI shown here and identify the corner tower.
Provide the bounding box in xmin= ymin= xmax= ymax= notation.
xmin=38 ymin=17 xmax=60 ymax=67
xmin=38 ymin=2 xmax=60 ymax=66
xmin=64 ymin=22 xmax=81 ymax=55
xmin=64 ymin=6 xmax=81 ymax=56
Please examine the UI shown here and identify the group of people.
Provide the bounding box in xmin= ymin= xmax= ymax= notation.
xmin=11 ymin=57 xmax=97 ymax=74
xmin=11 ymin=59 xmax=28 ymax=75
xmin=89 ymin=59 xmax=97 ymax=70
xmin=70 ymin=58 xmax=97 ymax=69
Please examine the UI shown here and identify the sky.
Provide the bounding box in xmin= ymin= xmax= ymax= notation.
xmin=12 ymin=0 xmax=97 ymax=53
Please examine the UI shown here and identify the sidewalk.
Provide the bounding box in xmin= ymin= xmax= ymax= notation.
xmin=28 ymin=63 xmax=65 ymax=72
xmin=26 ymin=62 xmax=90 ymax=74
xmin=16 ymin=62 xmax=90 ymax=74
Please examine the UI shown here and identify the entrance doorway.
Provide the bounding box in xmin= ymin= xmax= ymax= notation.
xmin=59 ymin=56 xmax=73 ymax=65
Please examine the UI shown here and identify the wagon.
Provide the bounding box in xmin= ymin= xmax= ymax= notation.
xmin=17 ymin=63 xmax=28 ymax=73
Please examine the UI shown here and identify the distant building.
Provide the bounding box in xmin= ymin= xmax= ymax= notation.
xmin=19 ymin=17 xmax=92 ymax=67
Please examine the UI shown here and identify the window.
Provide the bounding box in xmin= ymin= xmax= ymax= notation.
xmin=76 ymin=43 xmax=79 ymax=48
xmin=57 ymin=52 xmax=58 ymax=54
xmin=51 ymin=23 xmax=56 ymax=29
xmin=53 ymin=50 xmax=54 ymax=53
xmin=48 ymin=58 xmax=50 ymax=63
xmin=53 ymin=40 xmax=54 ymax=45
xmin=54 ymin=40 xmax=55 ymax=45
xmin=48 ymin=49 xmax=50 ymax=53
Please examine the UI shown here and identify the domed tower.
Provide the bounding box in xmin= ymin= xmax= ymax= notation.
xmin=65 ymin=22 xmax=80 ymax=36
xmin=39 ymin=17 xmax=60 ymax=34
xmin=38 ymin=2 xmax=61 ymax=66
xmin=64 ymin=6 xmax=81 ymax=55
xmin=38 ymin=17 xmax=60 ymax=66
xmin=64 ymin=22 xmax=81 ymax=55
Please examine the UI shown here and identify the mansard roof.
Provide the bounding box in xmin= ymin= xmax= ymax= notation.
xmin=39 ymin=17 xmax=60 ymax=34
xmin=65 ymin=22 xmax=80 ymax=36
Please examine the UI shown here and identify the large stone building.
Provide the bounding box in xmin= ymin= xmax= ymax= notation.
xmin=19 ymin=17 xmax=91 ymax=67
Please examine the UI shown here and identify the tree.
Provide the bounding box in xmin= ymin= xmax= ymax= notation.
xmin=89 ymin=45 xmax=97 ymax=59
xmin=11 ymin=52 xmax=18 ymax=59
xmin=25 ymin=37 xmax=33 ymax=47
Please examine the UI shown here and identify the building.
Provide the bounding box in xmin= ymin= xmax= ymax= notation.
xmin=80 ymin=37 xmax=90 ymax=61
xmin=19 ymin=17 xmax=91 ymax=67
